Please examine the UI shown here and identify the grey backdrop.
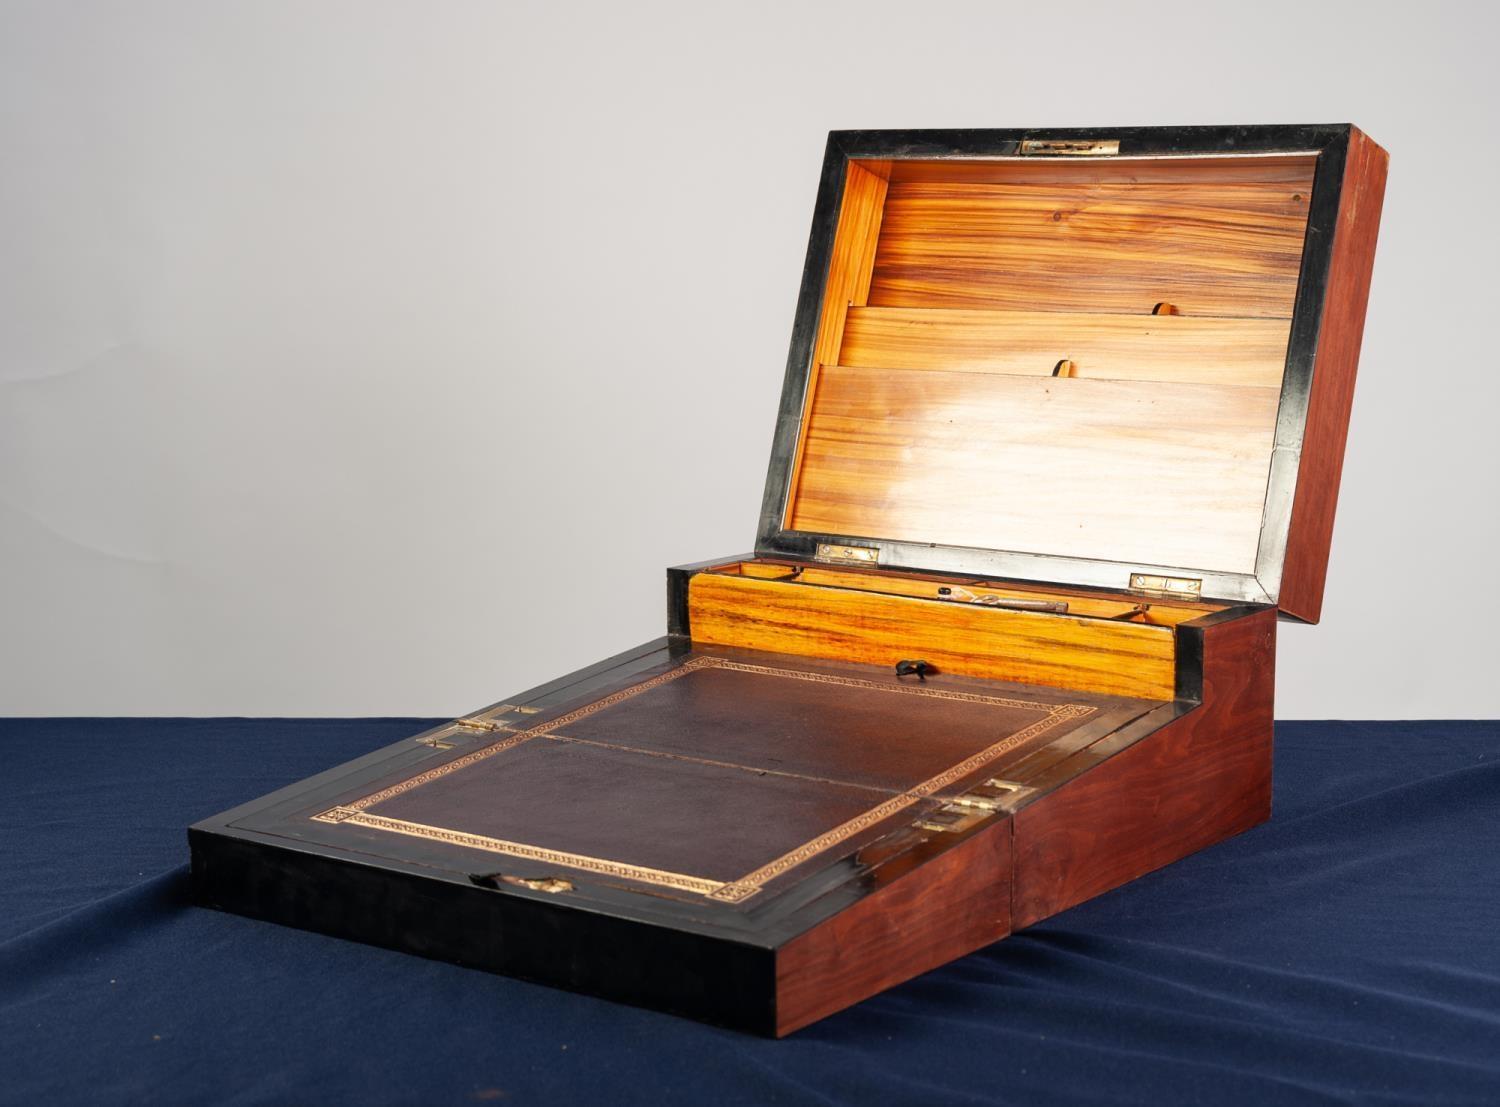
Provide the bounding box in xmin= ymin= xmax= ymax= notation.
xmin=2 ymin=1 xmax=1494 ymax=718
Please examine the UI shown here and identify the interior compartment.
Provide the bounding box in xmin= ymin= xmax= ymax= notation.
xmin=686 ymin=560 xmax=1231 ymax=700
xmin=701 ymin=559 xmax=1224 ymax=624
xmin=783 ymin=153 xmax=1319 ymax=576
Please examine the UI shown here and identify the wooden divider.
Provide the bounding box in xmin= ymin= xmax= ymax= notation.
xmin=783 ymin=161 xmax=890 ymax=522
xmin=704 ymin=560 xmax=1225 ymax=625
xmin=774 ymin=566 xmax=1218 ymax=626
xmin=839 ymin=307 xmax=1291 ymax=388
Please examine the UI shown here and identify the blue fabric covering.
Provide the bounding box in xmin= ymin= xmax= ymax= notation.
xmin=2 ymin=718 xmax=1498 ymax=1105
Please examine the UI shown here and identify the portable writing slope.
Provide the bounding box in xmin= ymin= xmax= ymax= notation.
xmin=191 ymin=124 xmax=1387 ymax=1034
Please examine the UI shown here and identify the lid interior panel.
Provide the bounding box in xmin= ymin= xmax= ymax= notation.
xmin=781 ymin=152 xmax=1319 ymax=578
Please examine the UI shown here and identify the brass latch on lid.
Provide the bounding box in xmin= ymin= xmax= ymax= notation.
xmin=814 ymin=542 xmax=879 ymax=567
xmin=1129 ymin=573 xmax=1204 ymax=601
xmin=1019 ymin=138 xmax=1120 ymax=157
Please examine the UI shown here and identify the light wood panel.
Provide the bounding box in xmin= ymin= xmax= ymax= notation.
xmin=787 ymin=367 xmax=1281 ymax=574
xmin=688 ymin=573 xmax=1176 ymax=700
xmin=839 ymin=307 xmax=1291 ymax=388
xmin=782 ymin=161 xmax=889 ymax=525
xmin=812 ymin=162 xmax=889 ymax=368
xmin=867 ymin=159 xmax=1316 ymax=318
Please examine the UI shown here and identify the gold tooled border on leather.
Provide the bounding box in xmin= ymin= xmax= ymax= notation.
xmin=312 ymin=656 xmax=1094 ymax=904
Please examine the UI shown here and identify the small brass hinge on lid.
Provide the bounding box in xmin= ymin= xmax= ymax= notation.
xmin=1019 ymin=138 xmax=1120 ymax=157
xmin=814 ymin=542 xmax=879 ymax=567
xmin=454 ymin=717 xmax=505 ymax=733
xmin=1129 ymin=573 xmax=1204 ymax=601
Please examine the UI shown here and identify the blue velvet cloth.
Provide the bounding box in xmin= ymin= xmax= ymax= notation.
xmin=2 ymin=718 xmax=1497 ymax=1105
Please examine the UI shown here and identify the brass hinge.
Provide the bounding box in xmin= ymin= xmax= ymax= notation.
xmin=814 ymin=542 xmax=879 ymax=567
xmin=1129 ymin=573 xmax=1204 ymax=601
xmin=499 ymin=874 xmax=574 ymax=894
xmin=427 ymin=703 xmax=544 ymax=746
xmin=454 ymin=704 xmax=541 ymax=729
xmin=1020 ymin=138 xmax=1119 ymax=157
xmin=917 ymin=779 xmax=1035 ymax=833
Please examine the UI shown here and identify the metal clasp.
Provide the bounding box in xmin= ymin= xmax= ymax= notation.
xmin=1129 ymin=573 xmax=1203 ymax=601
xmin=1019 ymin=138 xmax=1120 ymax=157
xmin=814 ymin=542 xmax=879 ymax=567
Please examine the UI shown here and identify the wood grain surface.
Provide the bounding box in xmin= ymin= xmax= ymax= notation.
xmin=783 ymin=161 xmax=889 ymax=519
xmin=775 ymin=818 xmax=1012 ymax=1036
xmin=840 ymin=306 xmax=1291 ymax=388
xmin=782 ymin=153 xmax=1324 ymax=571
xmin=688 ymin=572 xmax=1176 ymax=699
xmin=788 ymin=366 xmax=1281 ymax=574
xmin=766 ymin=565 xmax=1219 ymax=626
xmin=1011 ymin=606 xmax=1277 ymax=928
xmin=702 ymin=561 xmax=1225 ymax=627
xmin=867 ymin=159 xmax=1316 ymax=318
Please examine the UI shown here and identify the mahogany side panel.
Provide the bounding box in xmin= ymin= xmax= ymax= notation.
xmin=774 ymin=818 xmax=1012 ymax=1036
xmin=1010 ymin=607 xmax=1276 ymax=929
xmin=1278 ymin=127 xmax=1389 ymax=623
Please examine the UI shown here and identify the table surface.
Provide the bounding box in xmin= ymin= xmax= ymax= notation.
xmin=3 ymin=717 xmax=1497 ymax=1105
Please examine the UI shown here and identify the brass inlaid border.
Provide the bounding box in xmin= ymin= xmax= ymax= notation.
xmin=317 ymin=811 xmax=725 ymax=897
xmin=313 ymin=656 xmax=1094 ymax=904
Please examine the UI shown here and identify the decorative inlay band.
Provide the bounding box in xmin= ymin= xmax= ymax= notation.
xmin=313 ymin=655 xmax=1094 ymax=904
xmin=326 ymin=813 xmax=725 ymax=896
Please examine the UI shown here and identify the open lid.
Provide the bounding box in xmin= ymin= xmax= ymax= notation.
xmin=756 ymin=125 xmax=1387 ymax=621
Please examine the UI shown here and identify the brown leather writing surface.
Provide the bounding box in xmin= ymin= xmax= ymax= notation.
xmin=310 ymin=652 xmax=1157 ymax=905
xmin=549 ymin=659 xmax=1090 ymax=792
xmin=372 ymin=740 xmax=883 ymax=887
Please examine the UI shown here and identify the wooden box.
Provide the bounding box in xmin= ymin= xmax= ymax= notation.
xmin=190 ymin=124 xmax=1388 ymax=1035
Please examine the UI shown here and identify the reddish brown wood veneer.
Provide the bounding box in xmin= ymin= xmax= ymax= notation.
xmin=775 ymin=816 xmax=1012 ymax=1036
xmin=1279 ymin=128 xmax=1389 ymax=623
xmin=1011 ymin=608 xmax=1277 ymax=928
